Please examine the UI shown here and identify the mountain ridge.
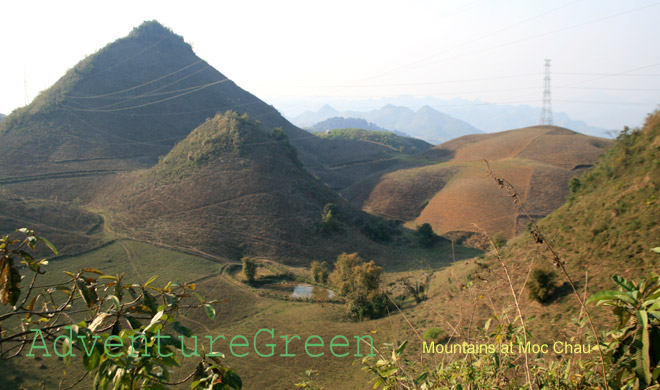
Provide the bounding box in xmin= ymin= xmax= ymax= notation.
xmin=293 ymin=104 xmax=482 ymax=144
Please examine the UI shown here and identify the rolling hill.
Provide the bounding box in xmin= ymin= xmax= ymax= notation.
xmin=91 ymin=111 xmax=406 ymax=263
xmin=354 ymin=125 xmax=611 ymax=240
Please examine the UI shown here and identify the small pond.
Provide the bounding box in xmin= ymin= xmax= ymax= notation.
xmin=291 ymin=283 xmax=336 ymax=299
xmin=257 ymin=281 xmax=335 ymax=300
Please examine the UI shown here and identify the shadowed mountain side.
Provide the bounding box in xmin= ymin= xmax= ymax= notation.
xmin=92 ymin=112 xmax=390 ymax=263
xmin=0 ymin=193 xmax=103 ymax=255
xmin=359 ymin=126 xmax=611 ymax=239
xmin=0 ymin=21 xmax=323 ymax=199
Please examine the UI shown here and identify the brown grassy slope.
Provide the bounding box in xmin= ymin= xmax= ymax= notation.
xmin=405 ymin=112 xmax=660 ymax=345
xmin=360 ymin=126 xmax=610 ymax=239
xmin=0 ymin=192 xmax=104 ymax=255
xmin=92 ymin=112 xmax=394 ymax=264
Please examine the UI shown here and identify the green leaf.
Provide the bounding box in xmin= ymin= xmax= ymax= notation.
xmin=586 ymin=290 xmax=637 ymax=306
xmin=612 ymin=275 xmax=635 ymax=291
xmin=204 ymin=303 xmax=216 ymax=320
xmin=222 ymin=368 xmax=242 ymax=389
xmin=634 ymin=310 xmax=652 ymax=386
xmin=395 ymin=340 xmax=408 ymax=355
xmin=173 ymin=321 xmax=194 ymax=338
xmin=651 ymin=247 xmax=660 ymax=254
xmin=37 ymin=236 xmax=58 ymax=255
xmin=82 ymin=346 xmax=101 ymax=371
xmin=144 ymin=275 xmax=158 ymax=288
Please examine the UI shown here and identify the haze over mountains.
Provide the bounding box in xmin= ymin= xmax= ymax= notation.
xmin=294 ymin=104 xmax=482 ymax=144
xmin=287 ymin=97 xmax=612 ymax=140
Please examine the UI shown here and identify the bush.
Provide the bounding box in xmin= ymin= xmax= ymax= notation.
xmin=528 ymin=268 xmax=557 ymax=302
xmin=492 ymin=231 xmax=508 ymax=249
xmin=416 ymin=223 xmax=437 ymax=247
xmin=424 ymin=327 xmax=445 ymax=341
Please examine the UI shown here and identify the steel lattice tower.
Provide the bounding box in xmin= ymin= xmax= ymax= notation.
xmin=540 ymin=59 xmax=553 ymax=126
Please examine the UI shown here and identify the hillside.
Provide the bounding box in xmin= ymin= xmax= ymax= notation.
xmin=355 ymin=125 xmax=610 ymax=240
xmin=92 ymin=111 xmax=406 ymax=263
xmin=413 ymin=110 xmax=660 ymax=345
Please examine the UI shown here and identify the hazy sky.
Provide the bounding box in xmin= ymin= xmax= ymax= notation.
xmin=1 ymin=0 xmax=659 ymax=129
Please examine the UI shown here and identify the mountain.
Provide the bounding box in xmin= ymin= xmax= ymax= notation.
xmin=91 ymin=111 xmax=398 ymax=263
xmin=309 ymin=117 xmax=388 ymax=132
xmin=292 ymin=104 xmax=482 ymax=144
xmin=294 ymin=104 xmax=340 ymax=126
xmin=0 ymin=113 xmax=5 ymax=122
xmin=354 ymin=125 xmax=611 ymax=240
xmin=0 ymin=21 xmax=318 ymax=199
xmin=315 ymin=128 xmax=432 ymax=154
xmin=281 ymin=96 xmax=614 ymax=138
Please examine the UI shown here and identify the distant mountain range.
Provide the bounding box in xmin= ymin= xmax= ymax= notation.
xmin=293 ymin=104 xmax=482 ymax=144
xmin=281 ymin=96 xmax=613 ymax=139
xmin=0 ymin=113 xmax=5 ymax=122
xmin=309 ymin=117 xmax=388 ymax=133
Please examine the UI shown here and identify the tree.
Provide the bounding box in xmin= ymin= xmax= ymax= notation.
xmin=416 ymin=223 xmax=437 ymax=247
xmin=310 ymin=260 xmax=329 ymax=284
xmin=0 ymin=228 xmax=241 ymax=389
xmin=241 ymin=256 xmax=257 ymax=283
xmin=329 ymin=252 xmax=391 ymax=321
xmin=319 ymin=203 xmax=339 ymax=233
xmin=528 ymin=268 xmax=557 ymax=303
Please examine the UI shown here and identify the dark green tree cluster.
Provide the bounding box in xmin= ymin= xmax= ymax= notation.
xmin=416 ymin=223 xmax=437 ymax=247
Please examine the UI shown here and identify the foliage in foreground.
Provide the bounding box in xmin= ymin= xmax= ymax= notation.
xmin=362 ymin=272 xmax=660 ymax=390
xmin=0 ymin=228 xmax=240 ymax=389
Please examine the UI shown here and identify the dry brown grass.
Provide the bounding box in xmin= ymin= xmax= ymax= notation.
xmin=359 ymin=126 xmax=611 ymax=240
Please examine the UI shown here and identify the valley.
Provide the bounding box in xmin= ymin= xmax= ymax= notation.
xmin=0 ymin=19 xmax=657 ymax=390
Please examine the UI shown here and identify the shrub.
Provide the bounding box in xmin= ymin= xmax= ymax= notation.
xmin=424 ymin=327 xmax=445 ymax=341
xmin=528 ymin=268 xmax=557 ymax=302
xmin=492 ymin=231 xmax=508 ymax=249
xmin=416 ymin=223 xmax=437 ymax=247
